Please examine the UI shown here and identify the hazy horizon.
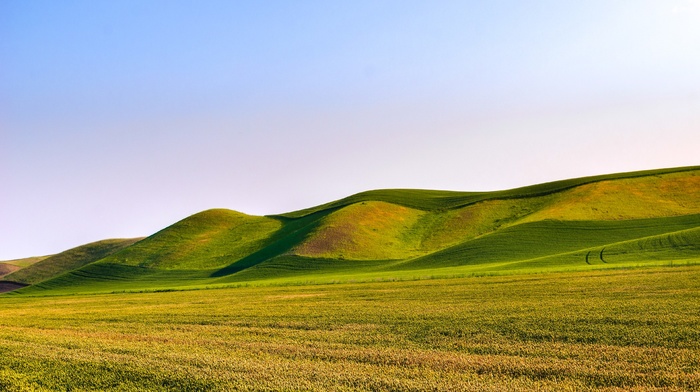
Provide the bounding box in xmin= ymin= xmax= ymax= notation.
xmin=2 ymin=1 xmax=700 ymax=260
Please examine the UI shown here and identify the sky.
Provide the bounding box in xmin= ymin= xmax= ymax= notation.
xmin=2 ymin=1 xmax=700 ymax=260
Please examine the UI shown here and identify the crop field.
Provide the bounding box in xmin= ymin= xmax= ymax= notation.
xmin=1 ymin=265 xmax=700 ymax=391
xmin=1 ymin=167 xmax=698 ymax=390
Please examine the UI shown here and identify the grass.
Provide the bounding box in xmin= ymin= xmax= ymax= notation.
xmin=103 ymin=209 xmax=282 ymax=270
xmin=1 ymin=166 xmax=699 ymax=389
xmin=2 ymin=238 xmax=140 ymax=285
xmin=0 ymin=256 xmax=49 ymax=268
xmin=293 ymin=201 xmax=426 ymax=260
xmin=4 ymin=166 xmax=699 ymax=296
xmin=0 ymin=256 xmax=49 ymax=280
xmin=597 ymin=226 xmax=700 ymax=263
xmin=0 ymin=264 xmax=20 ymax=280
xmin=1 ymin=266 xmax=700 ymax=390
xmin=393 ymin=214 xmax=700 ymax=271
xmin=519 ymin=169 xmax=700 ymax=222
xmin=277 ymin=165 xmax=700 ymax=218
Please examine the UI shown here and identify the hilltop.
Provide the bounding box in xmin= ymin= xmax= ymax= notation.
xmin=3 ymin=165 xmax=699 ymax=295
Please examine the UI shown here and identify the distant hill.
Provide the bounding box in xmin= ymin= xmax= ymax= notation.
xmin=0 ymin=263 xmax=20 ymax=280
xmin=0 ymin=256 xmax=49 ymax=279
xmin=3 ymin=238 xmax=141 ymax=285
xmin=5 ymin=165 xmax=699 ymax=295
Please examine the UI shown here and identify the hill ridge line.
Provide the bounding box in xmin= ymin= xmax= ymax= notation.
xmin=274 ymin=165 xmax=700 ymax=219
xmin=4 ymin=165 xmax=699 ymax=295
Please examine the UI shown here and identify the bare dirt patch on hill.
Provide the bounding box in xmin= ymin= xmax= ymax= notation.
xmin=0 ymin=263 xmax=20 ymax=279
xmin=0 ymin=281 xmax=27 ymax=293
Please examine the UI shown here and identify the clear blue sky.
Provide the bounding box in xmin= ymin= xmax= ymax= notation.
xmin=2 ymin=1 xmax=699 ymax=260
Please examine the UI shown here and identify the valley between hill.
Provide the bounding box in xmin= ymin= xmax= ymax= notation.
xmin=2 ymin=165 xmax=699 ymax=295
xmin=1 ymin=166 xmax=699 ymax=391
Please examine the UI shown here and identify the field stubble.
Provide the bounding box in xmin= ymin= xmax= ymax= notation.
xmin=1 ymin=266 xmax=700 ymax=391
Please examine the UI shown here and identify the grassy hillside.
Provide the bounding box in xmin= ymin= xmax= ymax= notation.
xmin=0 ymin=256 xmax=49 ymax=279
xmin=286 ymin=167 xmax=699 ymax=262
xmin=593 ymin=225 xmax=700 ymax=264
xmin=292 ymin=201 xmax=426 ymax=260
xmin=278 ymin=165 xmax=700 ymax=218
xmin=291 ymin=197 xmax=551 ymax=260
xmin=101 ymin=209 xmax=283 ymax=270
xmin=0 ymin=263 xmax=20 ymax=280
xmin=391 ymin=214 xmax=700 ymax=271
xmin=7 ymin=165 xmax=700 ymax=296
xmin=0 ymin=255 xmax=49 ymax=268
xmin=0 ymin=264 xmax=20 ymax=280
xmin=519 ymin=169 xmax=700 ymax=222
xmin=2 ymin=238 xmax=141 ymax=285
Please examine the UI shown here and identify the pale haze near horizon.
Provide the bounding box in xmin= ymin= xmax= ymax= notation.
xmin=2 ymin=1 xmax=699 ymax=260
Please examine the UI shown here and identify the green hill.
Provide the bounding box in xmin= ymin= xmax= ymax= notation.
xmin=0 ymin=255 xmax=50 ymax=268
xmin=2 ymin=238 xmax=141 ymax=285
xmin=0 ymin=256 xmax=49 ymax=279
xmin=103 ymin=209 xmax=282 ymax=270
xmin=0 ymin=263 xmax=20 ymax=280
xmin=7 ymin=165 xmax=700 ymax=295
xmin=278 ymin=165 xmax=699 ymax=218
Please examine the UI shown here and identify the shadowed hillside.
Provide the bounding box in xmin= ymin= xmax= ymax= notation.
xmin=2 ymin=238 xmax=141 ymax=285
xmin=7 ymin=165 xmax=700 ymax=295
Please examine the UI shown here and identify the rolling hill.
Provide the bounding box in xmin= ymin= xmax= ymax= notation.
xmin=3 ymin=165 xmax=699 ymax=295
xmin=0 ymin=256 xmax=48 ymax=278
xmin=2 ymin=238 xmax=141 ymax=285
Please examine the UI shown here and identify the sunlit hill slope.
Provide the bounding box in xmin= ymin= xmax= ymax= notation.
xmin=3 ymin=166 xmax=699 ymax=295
